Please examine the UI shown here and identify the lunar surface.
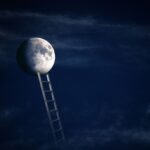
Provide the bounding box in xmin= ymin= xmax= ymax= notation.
xmin=16 ymin=37 xmax=55 ymax=74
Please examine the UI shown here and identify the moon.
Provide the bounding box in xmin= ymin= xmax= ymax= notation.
xmin=16 ymin=37 xmax=55 ymax=74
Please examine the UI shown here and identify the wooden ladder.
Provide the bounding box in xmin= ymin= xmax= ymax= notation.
xmin=37 ymin=72 xmax=65 ymax=146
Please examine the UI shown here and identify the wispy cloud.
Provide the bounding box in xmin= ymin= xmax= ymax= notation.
xmin=0 ymin=107 xmax=22 ymax=120
xmin=66 ymin=128 xmax=150 ymax=149
xmin=0 ymin=11 xmax=149 ymax=68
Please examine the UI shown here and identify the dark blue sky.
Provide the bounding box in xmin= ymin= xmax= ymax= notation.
xmin=0 ymin=0 xmax=150 ymax=150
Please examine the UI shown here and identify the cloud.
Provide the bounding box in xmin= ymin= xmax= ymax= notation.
xmin=0 ymin=11 xmax=149 ymax=68
xmin=65 ymin=128 xmax=150 ymax=149
xmin=0 ymin=107 xmax=23 ymax=121
xmin=0 ymin=11 xmax=96 ymax=26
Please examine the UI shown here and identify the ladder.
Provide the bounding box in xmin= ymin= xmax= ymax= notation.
xmin=37 ymin=72 xmax=65 ymax=146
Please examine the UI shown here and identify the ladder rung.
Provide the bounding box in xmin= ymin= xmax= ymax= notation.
xmin=52 ymin=118 xmax=59 ymax=122
xmin=46 ymin=99 xmax=54 ymax=103
xmin=55 ymin=127 xmax=62 ymax=132
xmin=42 ymin=81 xmax=50 ymax=83
xmin=50 ymin=109 xmax=57 ymax=113
xmin=44 ymin=90 xmax=52 ymax=93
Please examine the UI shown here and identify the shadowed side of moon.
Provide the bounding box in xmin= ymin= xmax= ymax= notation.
xmin=16 ymin=40 xmax=33 ymax=74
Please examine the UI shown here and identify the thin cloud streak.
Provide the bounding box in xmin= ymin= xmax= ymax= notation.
xmin=0 ymin=11 xmax=149 ymax=68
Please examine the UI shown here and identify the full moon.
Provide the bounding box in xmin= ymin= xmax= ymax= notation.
xmin=16 ymin=37 xmax=55 ymax=74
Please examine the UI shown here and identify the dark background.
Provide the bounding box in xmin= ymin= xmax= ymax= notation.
xmin=0 ymin=0 xmax=150 ymax=149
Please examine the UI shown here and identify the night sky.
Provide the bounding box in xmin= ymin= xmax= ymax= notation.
xmin=0 ymin=0 xmax=150 ymax=150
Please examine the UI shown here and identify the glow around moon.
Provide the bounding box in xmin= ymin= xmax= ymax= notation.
xmin=17 ymin=37 xmax=55 ymax=74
